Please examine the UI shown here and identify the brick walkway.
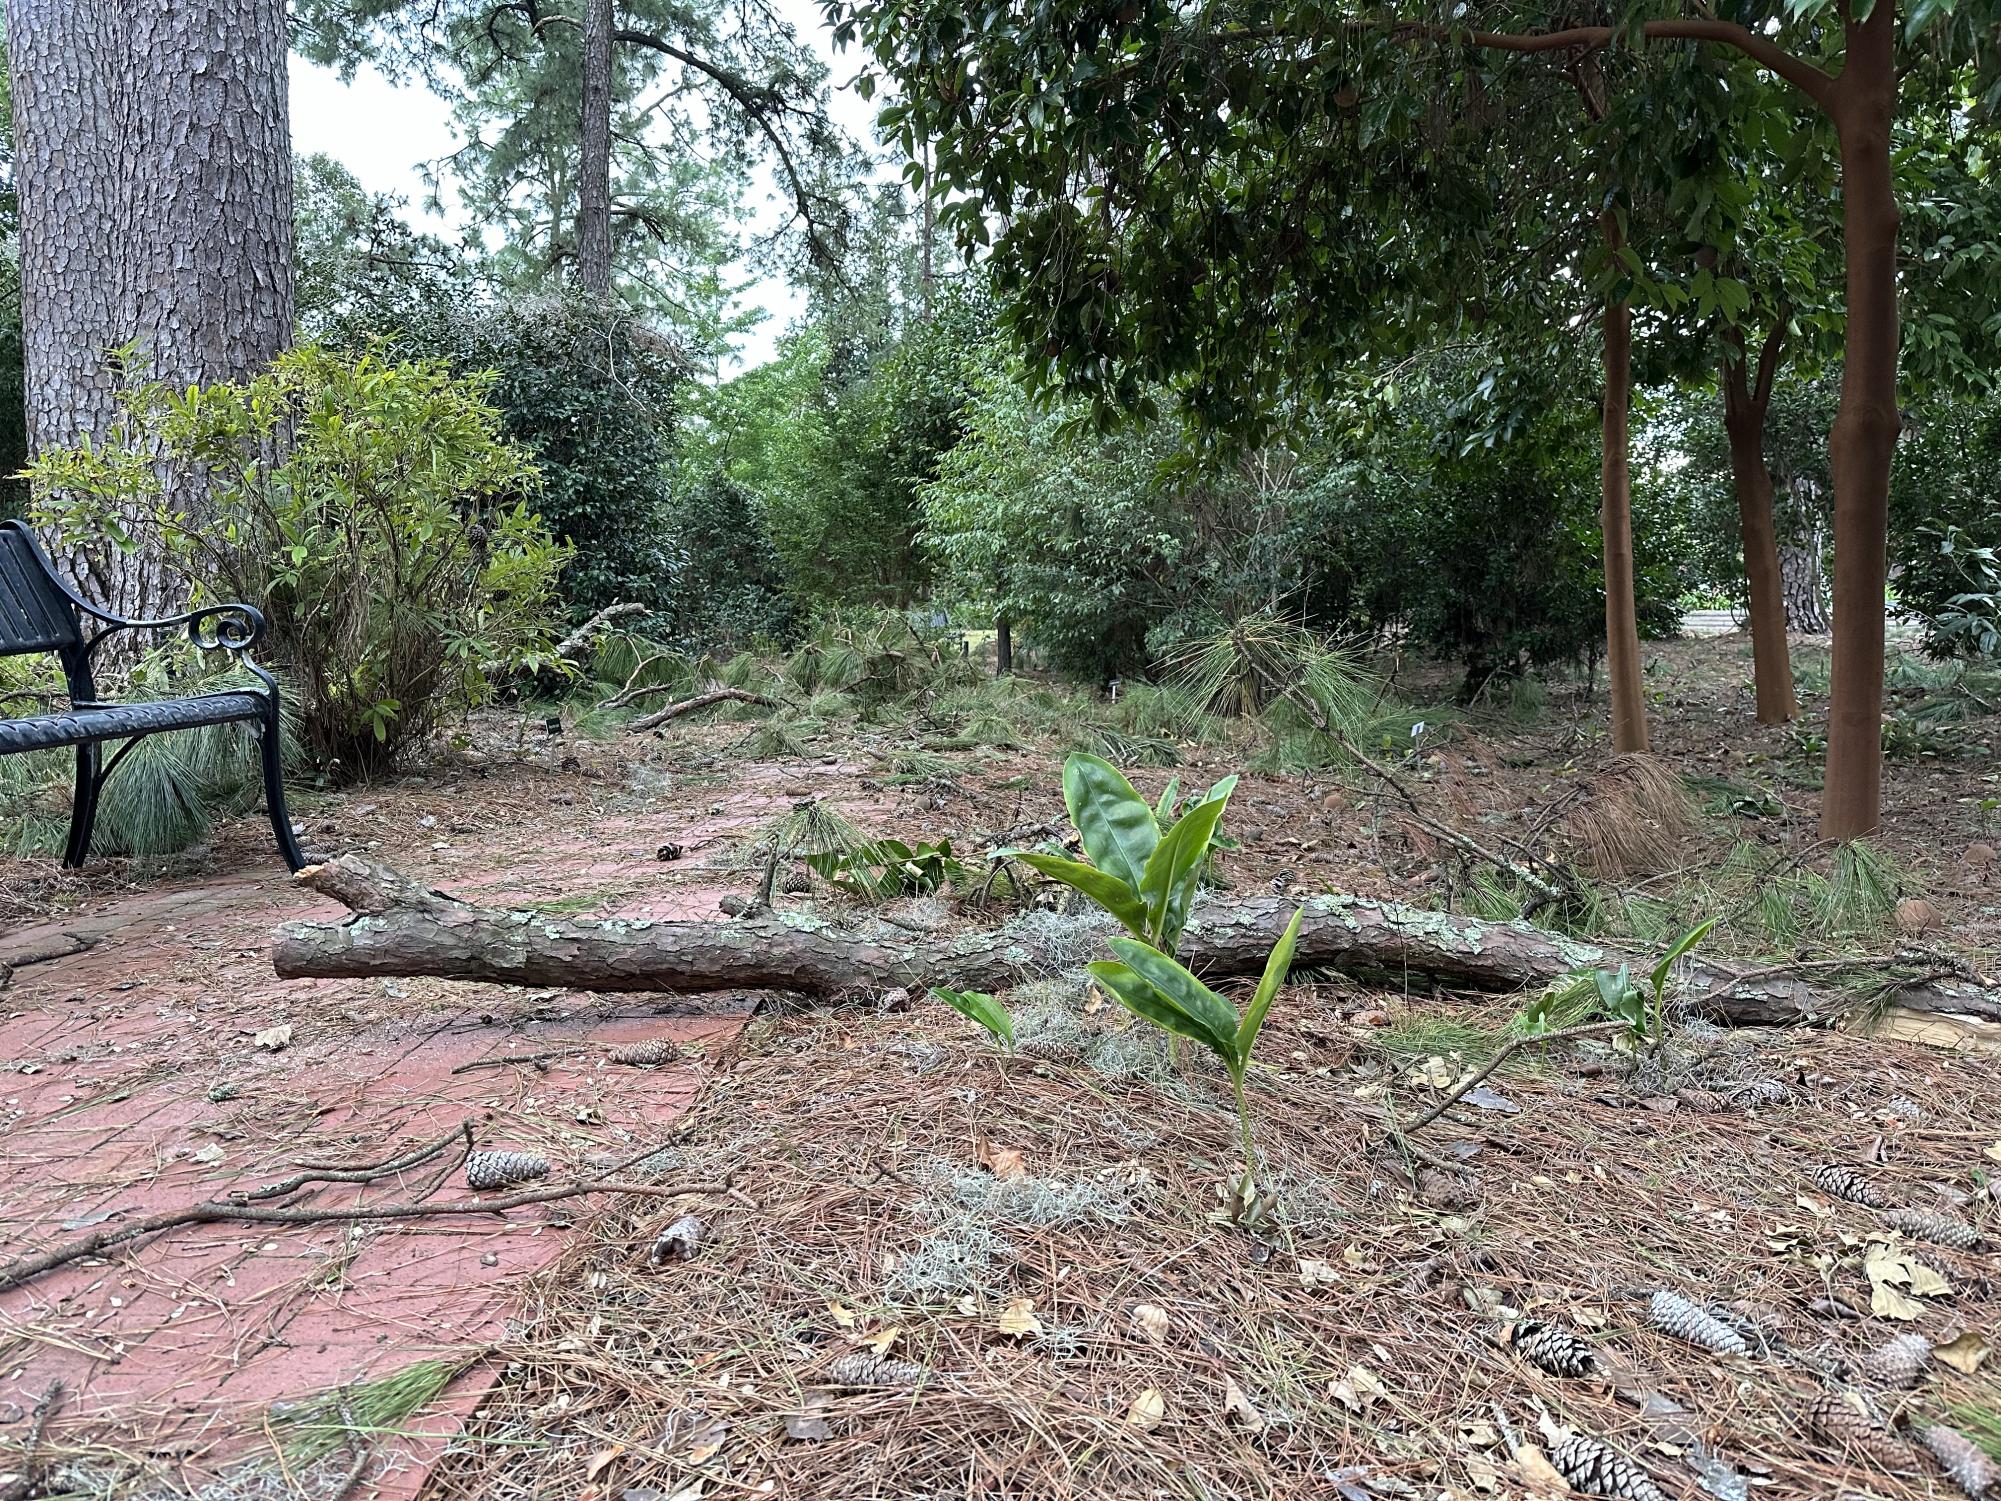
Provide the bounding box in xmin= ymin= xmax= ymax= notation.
xmin=0 ymin=828 xmax=757 ymax=1497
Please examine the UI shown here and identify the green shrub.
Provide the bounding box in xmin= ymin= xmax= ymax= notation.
xmin=26 ymin=345 xmax=566 ymax=778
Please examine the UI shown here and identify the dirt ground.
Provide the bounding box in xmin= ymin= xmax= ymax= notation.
xmin=0 ymin=631 xmax=1996 ymax=1500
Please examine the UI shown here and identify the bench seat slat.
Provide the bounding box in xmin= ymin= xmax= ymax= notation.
xmin=0 ymin=692 xmax=269 ymax=754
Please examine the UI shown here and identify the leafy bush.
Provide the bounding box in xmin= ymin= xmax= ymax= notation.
xmin=26 ymin=345 xmax=566 ymax=777
xmin=656 ymin=470 xmax=798 ymax=648
xmin=351 ymin=293 xmax=691 ymax=622
xmin=1892 ymin=399 xmax=2001 ymax=659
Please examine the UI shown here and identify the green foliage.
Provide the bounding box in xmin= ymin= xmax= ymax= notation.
xmin=25 ymin=346 xmax=564 ymax=777
xmin=1088 ymin=907 xmax=1304 ymax=1219
xmin=1518 ymin=919 xmax=1714 ymax=1054
xmin=294 ymin=153 xmax=472 ymax=343
xmin=808 ymin=837 xmax=965 ymax=898
xmin=369 ymin=294 xmax=691 ymax=622
xmin=1016 ymin=752 xmax=1237 ymax=955
xmin=931 ymin=987 xmax=1015 ymax=1051
xmin=657 ymin=469 xmax=798 ymax=648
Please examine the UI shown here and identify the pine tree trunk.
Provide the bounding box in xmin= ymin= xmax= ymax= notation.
xmin=1600 ymin=288 xmax=1648 ymax=754
xmin=1721 ymin=331 xmax=1797 ymax=724
xmin=576 ymin=0 xmax=615 ymax=298
xmin=1780 ymin=525 xmax=1830 ymax=633
xmin=4 ymin=0 xmax=294 ymax=618
xmin=1819 ymin=5 xmax=1898 ymax=842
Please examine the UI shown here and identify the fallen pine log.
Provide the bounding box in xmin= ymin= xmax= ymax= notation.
xmin=271 ymin=856 xmax=2001 ymax=1029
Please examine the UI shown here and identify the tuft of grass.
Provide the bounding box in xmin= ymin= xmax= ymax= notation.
xmin=1816 ymin=838 xmax=1900 ymax=937
xmin=268 ymin=1358 xmax=461 ymax=1462
xmin=1069 ymin=724 xmax=1181 ymax=767
xmin=1368 ymin=1010 xmax=1497 ymax=1063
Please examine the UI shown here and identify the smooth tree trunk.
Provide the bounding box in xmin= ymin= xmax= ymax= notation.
xmin=576 ymin=0 xmax=616 ymax=298
xmin=4 ymin=0 xmax=294 ymax=620
xmin=1600 ymin=286 xmax=1648 ymax=754
xmin=271 ymin=856 xmax=2001 ymax=1029
xmin=995 ymin=613 xmax=1013 ymax=675
xmin=1819 ymin=3 xmax=1899 ymax=841
xmin=1720 ymin=325 xmax=1798 ymax=724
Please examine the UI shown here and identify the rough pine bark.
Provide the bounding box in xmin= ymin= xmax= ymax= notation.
xmin=1721 ymin=326 xmax=1798 ymax=724
xmin=4 ymin=0 xmax=294 ymax=619
xmin=1819 ymin=3 xmax=1899 ymax=841
xmin=576 ymin=0 xmax=616 ymax=298
xmin=1779 ymin=525 xmax=1830 ymax=633
xmin=1600 ymin=276 xmax=1648 ymax=754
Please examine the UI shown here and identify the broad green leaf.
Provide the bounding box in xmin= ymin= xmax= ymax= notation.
xmin=931 ymin=987 xmax=1015 ymax=1048
xmin=1087 ymin=961 xmax=1220 ymax=1047
xmin=1138 ymin=788 xmax=1233 ymax=948
xmin=1015 ymin=850 xmax=1147 ymax=936
xmin=1062 ymin=752 xmax=1159 ymax=891
xmin=1236 ymin=906 xmax=1305 ymax=1055
xmin=1153 ymin=777 xmax=1182 ymax=827
xmin=1105 ymin=937 xmax=1239 ymax=1054
xmin=1649 ymin=918 xmax=1717 ymax=996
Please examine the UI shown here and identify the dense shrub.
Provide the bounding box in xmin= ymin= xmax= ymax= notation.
xmin=26 ymin=346 xmax=567 ymax=777
xmin=1891 ymin=398 xmax=2001 ymax=658
xmin=657 ymin=469 xmax=798 ymax=648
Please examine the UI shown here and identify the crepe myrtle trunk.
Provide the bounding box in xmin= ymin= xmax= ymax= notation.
xmin=1600 ymin=289 xmax=1648 ymax=755
xmin=576 ymin=0 xmax=616 ymax=298
xmin=1819 ymin=4 xmax=1899 ymax=841
xmin=3 ymin=0 xmax=294 ymax=620
xmin=1721 ymin=327 xmax=1798 ymax=725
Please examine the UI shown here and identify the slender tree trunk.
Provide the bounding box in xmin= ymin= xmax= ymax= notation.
xmin=1720 ymin=327 xmax=1797 ymax=724
xmin=4 ymin=0 xmax=294 ymax=619
xmin=576 ymin=0 xmax=615 ymax=299
xmin=919 ymin=134 xmax=937 ymax=321
xmin=995 ymin=613 xmax=1013 ymax=675
xmin=1600 ymin=271 xmax=1648 ymax=754
xmin=1819 ymin=5 xmax=1899 ymax=841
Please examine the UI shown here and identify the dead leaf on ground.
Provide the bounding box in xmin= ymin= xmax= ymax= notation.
xmin=1129 ymin=1301 xmax=1170 ymax=1343
xmin=252 ymin=1024 xmax=292 ymax=1051
xmin=996 ymin=1297 xmax=1043 ymax=1338
xmin=1124 ymin=1388 xmax=1166 ymax=1430
xmin=1934 ymin=1329 xmax=1991 ymax=1374
xmin=1328 ymin=1364 xmax=1387 ymax=1413
xmin=584 ymin=1445 xmax=625 ymax=1482
xmin=1298 ymin=1258 xmax=1340 ymax=1287
xmin=977 ymin=1140 xmax=1026 ymax=1179
xmin=1511 ymin=1444 xmax=1573 ymax=1496
xmin=783 ymin=1398 xmax=833 ymax=1442
xmin=1222 ymin=1376 xmax=1265 ymax=1431
xmin=856 ymin=1325 xmax=901 ymax=1355
xmin=825 ymin=1300 xmax=857 ymax=1328
xmin=1865 ymin=1241 xmax=1953 ymax=1319
xmin=1985 ymin=1141 xmax=2001 ymax=1164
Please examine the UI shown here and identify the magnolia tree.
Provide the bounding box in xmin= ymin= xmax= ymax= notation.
xmin=834 ymin=0 xmax=2000 ymax=839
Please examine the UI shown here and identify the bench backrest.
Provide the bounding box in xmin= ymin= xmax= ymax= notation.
xmin=0 ymin=520 xmax=83 ymax=657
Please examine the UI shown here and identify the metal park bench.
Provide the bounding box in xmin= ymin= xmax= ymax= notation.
xmin=0 ymin=518 xmax=303 ymax=870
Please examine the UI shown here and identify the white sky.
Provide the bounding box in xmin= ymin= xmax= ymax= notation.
xmin=286 ymin=0 xmax=882 ymax=373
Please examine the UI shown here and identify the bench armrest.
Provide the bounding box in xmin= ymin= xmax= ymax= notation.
xmin=81 ymin=602 xmax=270 ymax=661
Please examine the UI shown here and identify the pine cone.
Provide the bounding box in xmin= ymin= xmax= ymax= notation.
xmin=1918 ymin=1425 xmax=2001 ymax=1500
xmin=1730 ymin=1077 xmax=1792 ymax=1106
xmin=1547 ymin=1432 xmax=1669 ymax=1501
xmin=1511 ymin=1319 xmax=1597 ymax=1377
xmin=464 ymin=1149 xmax=552 ymax=1191
xmin=1418 ymin=1168 xmax=1482 ymax=1211
xmin=1856 ymin=1332 xmax=1932 ymax=1389
xmin=609 ymin=1038 xmax=679 ymax=1067
xmin=779 ymin=870 xmax=814 ymax=894
xmin=1811 ymin=1163 xmax=1896 ymax=1209
xmin=1649 ymin=1289 xmax=1749 ymax=1356
xmin=1805 ymin=1391 xmax=1916 ymax=1471
xmin=823 ymin=1351 xmax=925 ymax=1389
xmin=1881 ymin=1206 xmax=1986 ymax=1251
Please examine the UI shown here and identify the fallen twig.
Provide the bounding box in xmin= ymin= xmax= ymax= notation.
xmin=626 ymin=687 xmax=779 ymax=732
xmin=1403 ymin=1020 xmax=1630 ymax=1135
xmin=0 ymin=1181 xmax=726 ymax=1293
xmin=556 ymin=601 xmax=646 ymax=661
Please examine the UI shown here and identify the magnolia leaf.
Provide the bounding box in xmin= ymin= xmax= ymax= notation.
xmin=1089 ymin=960 xmax=1219 ymax=1047
xmin=1105 ymin=939 xmax=1239 ymax=1055
xmin=1299 ymin=1257 xmax=1341 ymax=1287
xmin=978 ymin=1141 xmax=1027 ymax=1179
xmin=826 ymin=1300 xmax=858 ymax=1328
xmin=857 ymin=1326 xmax=901 ymax=1355
xmin=1014 ymin=851 xmax=1147 ymax=936
xmin=1237 ymin=905 xmax=1304 ymax=1055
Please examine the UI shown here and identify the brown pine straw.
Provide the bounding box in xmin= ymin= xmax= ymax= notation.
xmin=427 ymin=993 xmax=1999 ymax=1501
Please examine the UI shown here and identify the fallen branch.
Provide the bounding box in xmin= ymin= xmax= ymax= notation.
xmin=626 ymin=687 xmax=779 ymax=732
xmin=556 ymin=601 xmax=646 ymax=661
xmin=0 ymin=1178 xmax=724 ymax=1294
xmin=271 ymin=857 xmax=2001 ymax=1029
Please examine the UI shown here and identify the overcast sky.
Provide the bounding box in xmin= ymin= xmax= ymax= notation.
xmin=287 ymin=0 xmax=881 ymax=373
